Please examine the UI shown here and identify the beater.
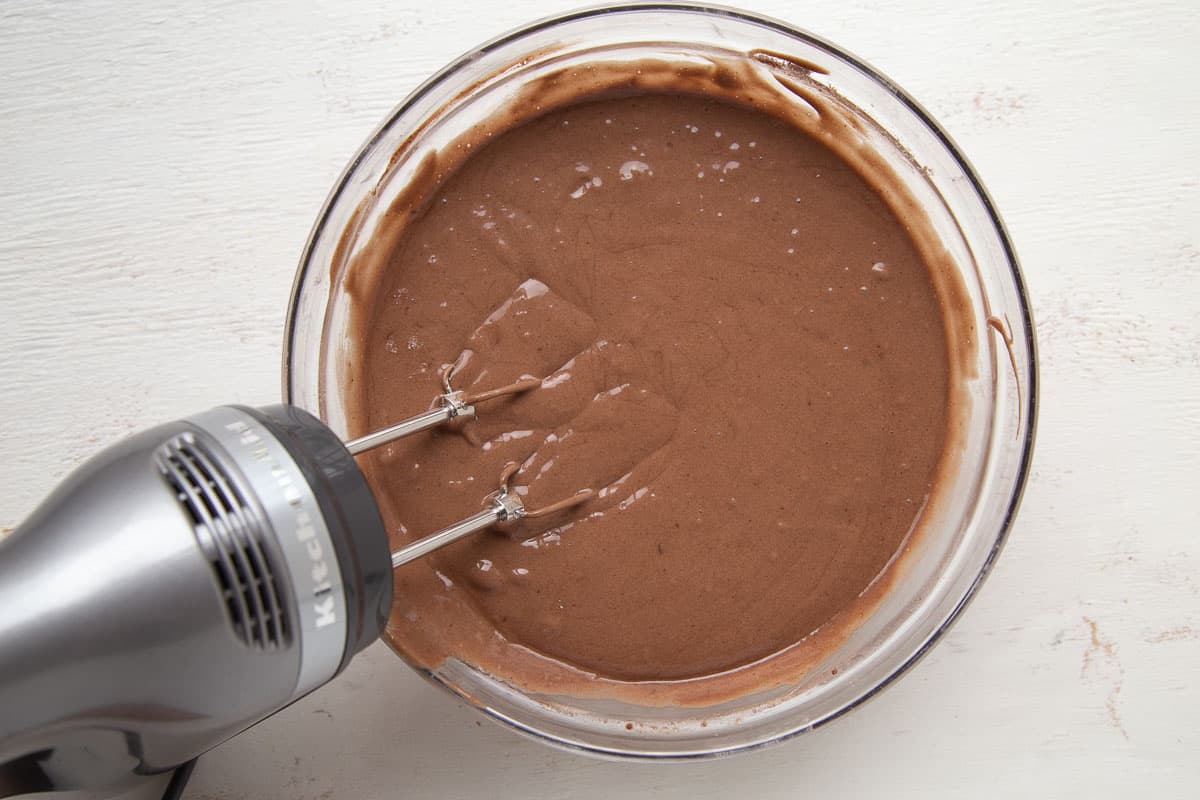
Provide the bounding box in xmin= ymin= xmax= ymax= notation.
xmin=0 ymin=370 xmax=580 ymax=798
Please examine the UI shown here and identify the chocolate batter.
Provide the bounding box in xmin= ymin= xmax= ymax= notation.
xmin=346 ymin=80 xmax=962 ymax=700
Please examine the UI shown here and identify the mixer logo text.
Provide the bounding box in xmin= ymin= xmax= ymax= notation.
xmin=225 ymin=418 xmax=337 ymax=630
xmin=295 ymin=509 xmax=337 ymax=628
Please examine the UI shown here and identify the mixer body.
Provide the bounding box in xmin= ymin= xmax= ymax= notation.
xmin=0 ymin=406 xmax=391 ymax=797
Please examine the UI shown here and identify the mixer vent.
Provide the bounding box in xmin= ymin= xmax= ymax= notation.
xmin=156 ymin=433 xmax=290 ymax=650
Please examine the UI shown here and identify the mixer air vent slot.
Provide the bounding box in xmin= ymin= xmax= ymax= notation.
xmin=156 ymin=433 xmax=290 ymax=650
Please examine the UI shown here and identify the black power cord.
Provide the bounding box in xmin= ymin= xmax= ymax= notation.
xmin=159 ymin=758 xmax=197 ymax=800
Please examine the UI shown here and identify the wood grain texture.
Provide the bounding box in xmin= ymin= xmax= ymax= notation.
xmin=2 ymin=0 xmax=1197 ymax=797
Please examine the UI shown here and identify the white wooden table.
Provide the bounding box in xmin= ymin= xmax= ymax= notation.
xmin=2 ymin=1 xmax=1197 ymax=797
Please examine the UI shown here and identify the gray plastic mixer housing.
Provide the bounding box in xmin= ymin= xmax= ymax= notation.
xmin=0 ymin=405 xmax=393 ymax=797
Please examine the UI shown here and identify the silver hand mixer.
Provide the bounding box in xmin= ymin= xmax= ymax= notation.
xmin=0 ymin=385 xmax=537 ymax=798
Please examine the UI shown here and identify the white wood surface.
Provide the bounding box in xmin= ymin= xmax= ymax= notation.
xmin=2 ymin=1 xmax=1198 ymax=797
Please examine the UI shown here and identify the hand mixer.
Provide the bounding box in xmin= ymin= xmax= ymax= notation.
xmin=0 ymin=372 xmax=580 ymax=798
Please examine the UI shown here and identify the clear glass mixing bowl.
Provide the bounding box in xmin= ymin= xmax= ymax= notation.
xmin=284 ymin=3 xmax=1037 ymax=758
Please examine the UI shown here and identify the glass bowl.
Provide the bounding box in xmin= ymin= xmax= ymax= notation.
xmin=284 ymin=3 xmax=1037 ymax=759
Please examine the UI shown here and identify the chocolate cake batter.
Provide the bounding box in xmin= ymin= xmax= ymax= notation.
xmin=344 ymin=70 xmax=965 ymax=701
